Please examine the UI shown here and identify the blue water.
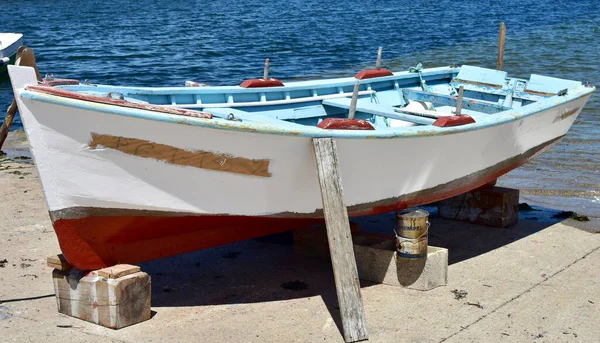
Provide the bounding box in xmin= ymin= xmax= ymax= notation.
xmin=1 ymin=0 xmax=598 ymax=215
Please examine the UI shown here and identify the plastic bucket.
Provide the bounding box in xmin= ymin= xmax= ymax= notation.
xmin=394 ymin=209 xmax=429 ymax=258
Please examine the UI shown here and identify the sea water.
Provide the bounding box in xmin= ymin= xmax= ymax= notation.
xmin=0 ymin=0 xmax=598 ymax=215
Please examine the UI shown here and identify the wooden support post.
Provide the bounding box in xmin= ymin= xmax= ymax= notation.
xmin=375 ymin=46 xmax=382 ymax=70
xmin=263 ymin=58 xmax=270 ymax=80
xmin=497 ymin=22 xmax=506 ymax=71
xmin=48 ymin=257 xmax=151 ymax=329
xmin=312 ymin=138 xmax=368 ymax=342
xmin=455 ymin=85 xmax=464 ymax=115
xmin=348 ymin=82 xmax=360 ymax=120
xmin=0 ymin=46 xmax=42 ymax=150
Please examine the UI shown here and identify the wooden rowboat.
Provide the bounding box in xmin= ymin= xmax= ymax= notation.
xmin=8 ymin=64 xmax=595 ymax=270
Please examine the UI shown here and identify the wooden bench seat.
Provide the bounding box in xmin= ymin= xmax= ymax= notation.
xmin=322 ymin=98 xmax=435 ymax=125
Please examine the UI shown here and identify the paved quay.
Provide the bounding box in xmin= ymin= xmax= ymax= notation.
xmin=1 ymin=154 xmax=598 ymax=343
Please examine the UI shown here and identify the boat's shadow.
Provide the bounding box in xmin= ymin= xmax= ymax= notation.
xmin=140 ymin=207 xmax=567 ymax=333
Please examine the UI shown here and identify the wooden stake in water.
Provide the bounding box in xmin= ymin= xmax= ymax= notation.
xmin=497 ymin=22 xmax=506 ymax=71
xmin=375 ymin=46 xmax=383 ymax=70
xmin=455 ymin=85 xmax=464 ymax=115
xmin=263 ymin=58 xmax=270 ymax=80
xmin=348 ymin=82 xmax=360 ymax=120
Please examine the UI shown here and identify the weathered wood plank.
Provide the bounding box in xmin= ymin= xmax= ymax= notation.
xmin=497 ymin=22 xmax=506 ymax=71
xmin=0 ymin=47 xmax=42 ymax=150
xmin=312 ymin=138 xmax=368 ymax=343
xmin=47 ymin=254 xmax=72 ymax=271
xmin=97 ymin=264 xmax=140 ymax=279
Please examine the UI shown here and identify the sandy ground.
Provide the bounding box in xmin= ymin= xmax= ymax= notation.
xmin=0 ymin=149 xmax=599 ymax=343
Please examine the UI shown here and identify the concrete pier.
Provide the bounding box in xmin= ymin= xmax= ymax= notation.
xmin=1 ymin=155 xmax=599 ymax=342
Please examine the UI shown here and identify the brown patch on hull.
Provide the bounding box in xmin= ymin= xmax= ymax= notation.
xmin=553 ymin=108 xmax=580 ymax=123
xmin=89 ymin=133 xmax=271 ymax=177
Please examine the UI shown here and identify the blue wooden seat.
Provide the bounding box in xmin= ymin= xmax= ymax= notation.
xmin=322 ymin=98 xmax=435 ymax=125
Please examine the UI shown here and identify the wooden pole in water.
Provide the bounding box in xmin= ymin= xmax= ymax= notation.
xmin=0 ymin=47 xmax=42 ymax=151
xmin=263 ymin=58 xmax=270 ymax=80
xmin=497 ymin=22 xmax=506 ymax=71
xmin=348 ymin=82 xmax=360 ymax=120
xmin=375 ymin=46 xmax=383 ymax=70
xmin=455 ymin=85 xmax=464 ymax=115
xmin=312 ymin=137 xmax=369 ymax=343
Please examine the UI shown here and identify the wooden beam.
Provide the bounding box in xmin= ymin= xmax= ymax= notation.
xmin=47 ymin=254 xmax=72 ymax=271
xmin=263 ymin=58 xmax=270 ymax=80
xmin=497 ymin=22 xmax=506 ymax=71
xmin=402 ymin=88 xmax=509 ymax=114
xmin=312 ymin=138 xmax=368 ymax=343
xmin=97 ymin=264 xmax=141 ymax=279
xmin=375 ymin=46 xmax=382 ymax=70
xmin=0 ymin=47 xmax=42 ymax=150
xmin=455 ymin=85 xmax=464 ymax=115
xmin=348 ymin=82 xmax=360 ymax=120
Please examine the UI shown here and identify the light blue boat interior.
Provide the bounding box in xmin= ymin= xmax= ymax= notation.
xmin=40 ymin=64 xmax=593 ymax=137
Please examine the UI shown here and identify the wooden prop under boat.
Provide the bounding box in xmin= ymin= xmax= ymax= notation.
xmin=8 ymin=64 xmax=595 ymax=270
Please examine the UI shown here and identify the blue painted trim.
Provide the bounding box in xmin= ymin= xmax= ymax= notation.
xmin=60 ymin=66 xmax=460 ymax=97
xmin=21 ymin=85 xmax=594 ymax=139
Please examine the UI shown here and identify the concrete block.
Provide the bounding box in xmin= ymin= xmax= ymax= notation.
xmin=437 ymin=186 xmax=519 ymax=227
xmin=293 ymin=222 xmax=360 ymax=259
xmin=52 ymin=264 xmax=151 ymax=329
xmin=353 ymin=236 xmax=448 ymax=291
xmin=294 ymin=227 xmax=448 ymax=291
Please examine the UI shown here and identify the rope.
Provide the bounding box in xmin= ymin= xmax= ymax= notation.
xmin=408 ymin=63 xmax=431 ymax=92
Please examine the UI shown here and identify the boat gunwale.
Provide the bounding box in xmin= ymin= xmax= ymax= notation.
xmin=19 ymin=84 xmax=594 ymax=139
xmin=59 ymin=66 xmax=460 ymax=96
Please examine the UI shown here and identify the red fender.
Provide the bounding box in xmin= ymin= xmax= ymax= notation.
xmin=433 ymin=115 xmax=476 ymax=127
xmin=317 ymin=118 xmax=375 ymax=130
xmin=355 ymin=68 xmax=393 ymax=80
xmin=240 ymin=78 xmax=285 ymax=88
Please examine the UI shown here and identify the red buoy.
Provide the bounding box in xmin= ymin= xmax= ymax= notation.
xmin=355 ymin=68 xmax=394 ymax=80
xmin=433 ymin=115 xmax=476 ymax=127
xmin=240 ymin=78 xmax=285 ymax=88
xmin=317 ymin=118 xmax=375 ymax=130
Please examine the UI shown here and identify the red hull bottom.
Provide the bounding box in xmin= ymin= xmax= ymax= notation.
xmin=54 ymin=216 xmax=324 ymax=270
xmin=51 ymin=137 xmax=562 ymax=270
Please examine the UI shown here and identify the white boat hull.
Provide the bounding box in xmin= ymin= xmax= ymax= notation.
xmin=8 ymin=65 xmax=592 ymax=269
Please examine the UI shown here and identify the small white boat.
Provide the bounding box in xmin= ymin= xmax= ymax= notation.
xmin=8 ymin=63 xmax=595 ymax=270
xmin=0 ymin=33 xmax=23 ymax=73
